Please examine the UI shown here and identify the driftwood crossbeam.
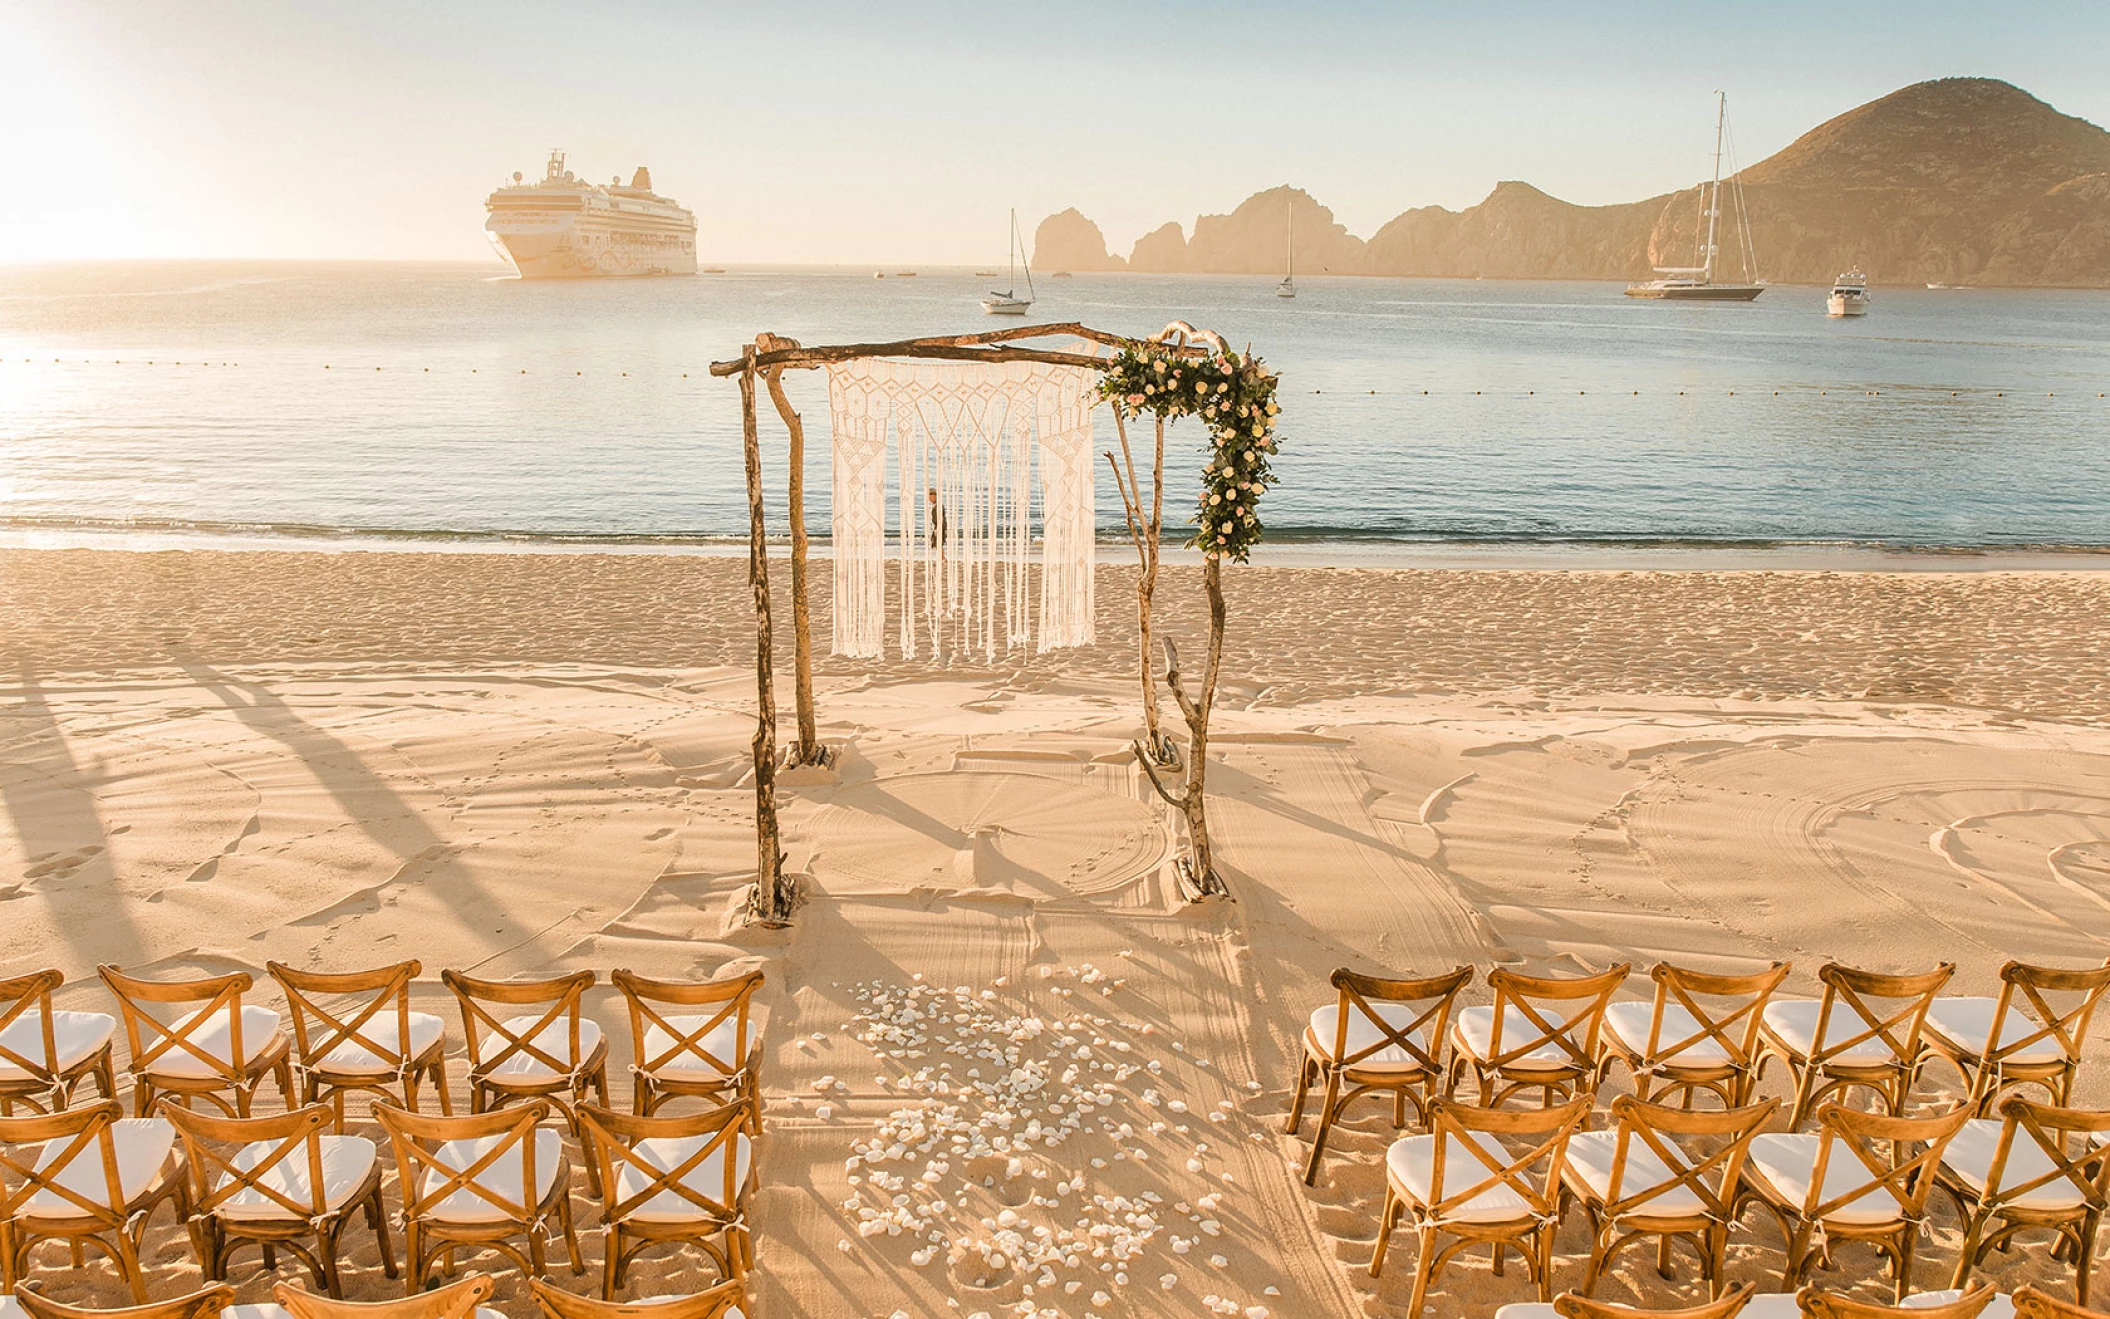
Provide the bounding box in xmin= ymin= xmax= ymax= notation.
xmin=718 ymin=322 xmax=1226 ymax=924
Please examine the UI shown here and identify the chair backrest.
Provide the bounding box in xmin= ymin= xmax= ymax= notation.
xmin=0 ymin=969 xmax=68 ymax=1086
xmin=441 ymin=969 xmax=594 ymax=1075
xmin=1599 ymin=1095 xmax=1779 ymax=1221
xmin=1483 ymin=965 xmax=1630 ymax=1071
xmin=1808 ymin=963 xmax=1954 ymax=1067
xmin=1977 ymin=958 xmax=2110 ymax=1070
xmin=1326 ymin=966 xmax=1472 ymax=1074
xmin=12 ymin=1283 xmax=237 ymax=1319
xmin=97 ymin=964 xmax=257 ymax=1086
xmin=0 ymin=1100 xmax=135 ymax=1227
xmin=1969 ymin=1095 xmax=2110 ymax=1216
xmin=1553 ymin=1282 xmax=1756 ymax=1318
xmin=377 ymin=1100 xmax=553 ymax=1226
xmin=1797 ymin=1281 xmax=2000 ymax=1317
xmin=581 ymin=1100 xmax=753 ymax=1224
xmin=530 ymin=1277 xmax=748 ymax=1319
xmin=1423 ymin=1095 xmax=1590 ymax=1221
xmin=613 ymin=968 xmax=763 ymax=1082
xmin=273 ymin=1275 xmax=495 ymax=1319
xmin=1638 ymin=961 xmax=1790 ymax=1069
xmin=164 ymin=1101 xmax=337 ymax=1220
xmin=270 ymin=959 xmax=423 ymax=1072
xmin=1800 ymin=1102 xmax=1972 ymax=1223
xmin=2012 ymin=1284 xmax=2110 ymax=1318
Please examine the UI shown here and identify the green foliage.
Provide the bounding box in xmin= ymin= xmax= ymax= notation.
xmin=1098 ymin=343 xmax=1282 ymax=563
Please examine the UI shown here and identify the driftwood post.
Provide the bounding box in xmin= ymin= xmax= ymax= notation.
xmin=1157 ymin=560 xmax=1228 ymax=892
xmin=757 ymin=333 xmax=823 ymax=767
xmin=737 ymin=350 xmax=789 ymax=923
xmin=1105 ymin=409 xmax=1175 ymax=765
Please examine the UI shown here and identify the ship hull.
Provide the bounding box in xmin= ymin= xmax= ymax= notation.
xmin=487 ymin=225 xmax=696 ymax=278
xmin=1624 ymin=284 xmax=1765 ymax=301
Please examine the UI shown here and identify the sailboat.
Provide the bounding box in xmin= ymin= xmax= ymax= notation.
xmin=1276 ymin=203 xmax=1296 ymax=298
xmin=980 ymin=209 xmax=1035 ymax=315
xmin=1626 ymin=92 xmax=1764 ymax=301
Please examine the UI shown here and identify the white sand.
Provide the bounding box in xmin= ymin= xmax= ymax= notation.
xmin=3 ymin=549 xmax=2108 ymax=1317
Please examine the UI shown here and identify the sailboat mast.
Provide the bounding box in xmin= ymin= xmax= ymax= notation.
xmin=1703 ymin=91 xmax=1726 ymax=283
xmin=1017 ymin=209 xmax=1035 ymax=300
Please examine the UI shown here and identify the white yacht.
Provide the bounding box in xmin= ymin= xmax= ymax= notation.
xmin=1276 ymin=205 xmax=1296 ymax=299
xmin=485 ymin=151 xmax=696 ymax=278
xmin=981 ymin=210 xmax=1035 ymax=315
xmin=1827 ymin=271 xmax=1870 ymax=317
xmin=1627 ymin=93 xmax=1764 ymax=302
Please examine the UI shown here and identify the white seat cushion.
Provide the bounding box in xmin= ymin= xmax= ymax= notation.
xmin=0 ymin=1009 xmax=116 ymax=1079
xmin=1760 ymin=999 xmax=1898 ymax=1065
xmin=225 ymin=1309 xmax=510 ymax=1319
xmin=1386 ymin=1131 xmax=1540 ymax=1223
xmin=1496 ymin=1300 xmax=1828 ymax=1319
xmin=641 ymin=1014 xmax=746 ymax=1082
xmin=215 ymin=1134 xmax=377 ymax=1220
xmin=146 ymin=1005 xmax=283 ymax=1078
xmin=477 ymin=1014 xmax=602 ymax=1079
xmin=612 ymin=1132 xmax=754 ymax=1223
xmin=1901 ymin=1293 xmax=2016 ymax=1317
xmin=312 ymin=1011 xmax=445 ymax=1075
xmin=1745 ymin=1132 xmax=1904 ymax=1224
xmin=1923 ymin=998 xmax=2069 ymax=1065
xmin=418 ymin=1127 xmax=564 ymax=1223
xmin=1 ymin=1297 xmax=26 ymax=1319
xmin=1305 ymin=1002 xmax=1430 ymax=1073
xmin=1941 ymin=1117 xmax=2086 ymax=1211
xmin=1563 ymin=1129 xmax=1707 ymax=1215
xmin=1603 ymin=1001 xmax=1733 ymax=1065
xmin=1453 ymin=1005 xmax=1582 ymax=1071
xmin=21 ymin=1117 xmax=175 ymax=1219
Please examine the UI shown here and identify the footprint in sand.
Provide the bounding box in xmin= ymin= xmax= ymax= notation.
xmin=23 ymin=845 xmax=105 ymax=880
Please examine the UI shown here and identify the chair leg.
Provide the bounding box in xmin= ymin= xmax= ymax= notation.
xmin=1782 ymin=1221 xmax=1814 ymax=1291
xmin=370 ymin=1186 xmax=399 ymax=1279
xmin=1658 ymin=1231 xmax=1676 ymax=1280
xmin=1537 ymin=1226 xmax=1558 ymax=1301
xmin=2078 ymin=1214 xmax=2100 ymax=1308
xmin=1951 ymin=1212 xmax=1984 ymax=1291
xmin=561 ymin=1187 xmax=585 ymax=1274
xmin=1368 ymin=1187 xmax=1400 ymax=1277
xmin=1285 ymin=1056 xmax=1313 ymax=1135
xmin=602 ymin=1226 xmax=621 ymax=1301
xmin=115 ymin=1230 xmax=149 ymax=1304
xmin=1303 ymin=1068 xmax=1342 ymax=1187
xmin=1894 ymin=1230 xmax=1916 ymax=1303
xmin=1407 ymin=1225 xmax=1438 ymax=1316
xmin=433 ymin=1058 xmax=454 ymax=1116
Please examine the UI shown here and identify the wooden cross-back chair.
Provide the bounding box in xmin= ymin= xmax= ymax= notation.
xmin=1369 ymin=1094 xmax=1590 ymax=1316
xmin=9 ymin=1282 xmax=236 ymax=1319
xmin=1756 ymin=963 xmax=1954 ymax=1129
xmin=1735 ymin=1100 xmax=1972 ymax=1303
xmin=529 ymin=1276 xmax=750 ymax=1319
xmin=0 ymin=972 xmax=117 ymax=1117
xmin=1550 ymin=1282 xmax=1759 ymax=1318
xmin=0 ymin=1100 xmax=187 ymax=1302
xmin=1937 ymin=1095 xmax=2110 ymax=1307
xmin=580 ymin=1101 xmax=755 ymax=1301
xmin=162 ymin=1101 xmax=395 ymax=1298
xmin=1795 ymin=1281 xmax=2003 ymax=1318
xmin=96 ymin=965 xmax=290 ymax=1119
xmin=612 ymin=969 xmax=763 ymax=1118
xmin=2014 ymin=1284 xmax=2110 ymax=1317
xmin=1286 ymin=965 xmax=1472 ymax=1186
xmin=1561 ymin=1095 xmax=1779 ymax=1300
xmin=1600 ymin=962 xmax=1790 ymax=1109
xmin=441 ymin=971 xmax=606 ymax=1128
xmin=272 ymin=1274 xmax=499 ymax=1319
xmin=375 ymin=1099 xmax=583 ymax=1293
xmin=269 ymin=961 xmax=451 ymax=1130
xmin=1449 ymin=965 xmax=1629 ymax=1109
xmin=1923 ymin=959 xmax=2110 ymax=1113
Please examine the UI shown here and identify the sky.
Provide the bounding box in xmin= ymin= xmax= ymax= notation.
xmin=5 ymin=0 xmax=2108 ymax=266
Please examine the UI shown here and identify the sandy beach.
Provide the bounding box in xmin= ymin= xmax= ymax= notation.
xmin=5 ymin=546 xmax=2110 ymax=1319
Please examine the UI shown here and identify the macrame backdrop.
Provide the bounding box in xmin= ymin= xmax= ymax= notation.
xmin=825 ymin=358 xmax=1095 ymax=661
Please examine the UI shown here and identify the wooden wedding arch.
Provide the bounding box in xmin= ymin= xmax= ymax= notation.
xmin=706 ymin=321 xmax=1227 ymax=925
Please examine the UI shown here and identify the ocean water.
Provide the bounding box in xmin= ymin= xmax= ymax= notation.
xmin=2 ymin=261 xmax=2107 ymax=551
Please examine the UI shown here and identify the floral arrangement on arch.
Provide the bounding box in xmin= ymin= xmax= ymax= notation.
xmin=1098 ymin=342 xmax=1282 ymax=562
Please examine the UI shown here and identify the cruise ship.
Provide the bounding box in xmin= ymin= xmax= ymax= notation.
xmin=484 ymin=150 xmax=696 ymax=278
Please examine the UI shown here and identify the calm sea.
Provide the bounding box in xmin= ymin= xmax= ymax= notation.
xmin=2 ymin=261 xmax=2107 ymax=553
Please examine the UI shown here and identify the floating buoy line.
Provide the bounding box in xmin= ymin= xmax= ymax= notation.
xmin=4 ymin=359 xmax=2102 ymax=398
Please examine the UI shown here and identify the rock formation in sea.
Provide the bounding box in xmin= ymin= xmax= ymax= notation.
xmin=1030 ymin=208 xmax=1125 ymax=271
xmin=1036 ymin=79 xmax=2110 ymax=287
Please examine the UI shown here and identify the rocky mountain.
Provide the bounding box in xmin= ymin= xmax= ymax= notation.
xmin=1034 ymin=79 xmax=2110 ymax=286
